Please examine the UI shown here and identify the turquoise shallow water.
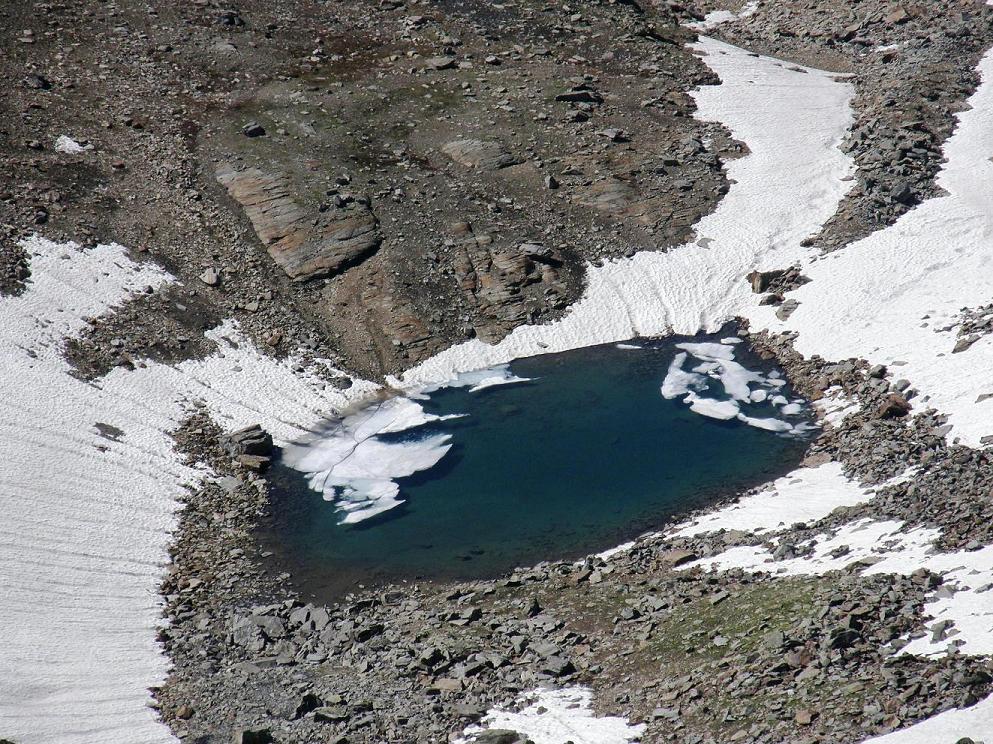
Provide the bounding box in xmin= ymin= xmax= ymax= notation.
xmin=260 ymin=329 xmax=813 ymax=599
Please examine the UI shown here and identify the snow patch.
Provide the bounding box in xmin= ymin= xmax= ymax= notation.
xmin=458 ymin=687 xmax=645 ymax=744
xmin=54 ymin=134 xmax=90 ymax=154
xmin=690 ymin=0 xmax=759 ymax=30
xmin=416 ymin=363 xmax=532 ymax=396
xmin=759 ymin=47 xmax=993 ymax=446
xmin=673 ymin=461 xmax=877 ymax=537
xmin=688 ymin=519 xmax=940 ymax=577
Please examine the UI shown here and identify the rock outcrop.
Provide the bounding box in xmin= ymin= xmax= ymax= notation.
xmin=450 ymin=222 xmax=569 ymax=343
xmin=216 ymin=164 xmax=381 ymax=282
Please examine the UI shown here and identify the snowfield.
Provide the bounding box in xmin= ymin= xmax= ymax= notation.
xmin=0 ymin=240 xmax=372 ymax=743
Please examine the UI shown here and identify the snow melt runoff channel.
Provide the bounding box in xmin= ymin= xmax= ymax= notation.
xmin=0 ymin=36 xmax=858 ymax=744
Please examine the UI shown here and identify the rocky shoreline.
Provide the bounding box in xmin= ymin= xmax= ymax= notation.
xmin=153 ymin=330 xmax=993 ymax=743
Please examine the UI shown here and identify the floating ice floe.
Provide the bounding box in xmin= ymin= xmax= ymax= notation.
xmin=457 ymin=686 xmax=645 ymax=744
xmin=281 ymin=397 xmax=456 ymax=524
xmin=660 ymin=341 xmax=814 ymax=436
xmin=284 ymin=363 xmax=532 ymax=524
xmin=411 ymin=363 xmax=532 ymax=397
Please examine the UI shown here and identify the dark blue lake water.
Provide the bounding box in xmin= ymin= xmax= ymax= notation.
xmin=261 ymin=329 xmax=813 ymax=599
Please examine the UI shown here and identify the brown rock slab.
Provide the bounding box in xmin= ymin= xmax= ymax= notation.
xmin=216 ymin=164 xmax=381 ymax=281
xmin=442 ymin=139 xmax=518 ymax=171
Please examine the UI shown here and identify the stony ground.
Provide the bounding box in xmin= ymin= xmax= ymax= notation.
xmin=5 ymin=0 xmax=993 ymax=742
xmin=0 ymin=0 xmax=734 ymax=379
xmin=152 ymin=332 xmax=993 ymax=744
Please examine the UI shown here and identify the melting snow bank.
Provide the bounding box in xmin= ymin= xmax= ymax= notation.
xmin=661 ymin=339 xmax=813 ymax=436
xmin=673 ymin=461 xmax=880 ymax=537
xmin=0 ymin=237 xmax=372 ymax=744
xmin=457 ymin=687 xmax=645 ymax=744
xmin=758 ymin=45 xmax=993 ymax=447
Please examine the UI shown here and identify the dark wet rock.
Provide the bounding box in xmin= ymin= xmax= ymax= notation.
xmin=241 ymin=122 xmax=266 ymax=138
xmin=470 ymin=731 xmax=535 ymax=744
xmin=877 ymin=393 xmax=911 ymax=419
xmin=220 ymin=424 xmax=273 ymax=460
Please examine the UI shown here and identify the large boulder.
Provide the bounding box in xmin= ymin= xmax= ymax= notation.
xmin=216 ymin=164 xmax=381 ymax=281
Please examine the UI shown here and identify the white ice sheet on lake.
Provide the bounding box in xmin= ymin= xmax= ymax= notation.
xmin=661 ymin=341 xmax=811 ymax=435
xmin=281 ymin=397 xmax=454 ymax=524
xmin=282 ymin=361 xmax=537 ymax=525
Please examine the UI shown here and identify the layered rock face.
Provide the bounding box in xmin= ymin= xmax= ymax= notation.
xmin=216 ymin=165 xmax=381 ymax=282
